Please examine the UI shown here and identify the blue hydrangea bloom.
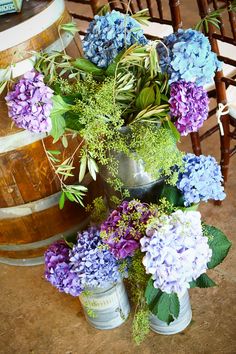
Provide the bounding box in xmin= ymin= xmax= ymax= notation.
xmin=157 ymin=29 xmax=222 ymax=86
xmin=177 ymin=153 xmax=226 ymax=206
xmin=69 ymin=227 xmax=123 ymax=289
xmin=83 ymin=10 xmax=148 ymax=68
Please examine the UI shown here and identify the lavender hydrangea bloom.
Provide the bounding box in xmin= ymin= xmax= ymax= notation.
xmin=101 ymin=200 xmax=155 ymax=259
xmin=69 ymin=227 xmax=122 ymax=289
xmin=140 ymin=210 xmax=212 ymax=296
xmin=177 ymin=153 xmax=226 ymax=206
xmin=5 ymin=70 xmax=53 ymax=133
xmin=169 ymin=81 xmax=209 ymax=136
xmin=83 ymin=10 xmax=148 ymax=68
xmin=157 ymin=29 xmax=222 ymax=86
xmin=44 ymin=240 xmax=82 ymax=296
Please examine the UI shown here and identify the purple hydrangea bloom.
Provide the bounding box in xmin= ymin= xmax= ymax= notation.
xmin=169 ymin=81 xmax=209 ymax=136
xmin=157 ymin=29 xmax=222 ymax=86
xmin=83 ymin=10 xmax=147 ymax=68
xmin=101 ymin=200 xmax=155 ymax=259
xmin=140 ymin=210 xmax=212 ymax=296
xmin=44 ymin=240 xmax=82 ymax=296
xmin=69 ymin=227 xmax=122 ymax=289
xmin=177 ymin=153 xmax=226 ymax=206
xmin=5 ymin=70 xmax=53 ymax=133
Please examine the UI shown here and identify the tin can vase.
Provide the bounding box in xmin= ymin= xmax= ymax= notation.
xmin=149 ymin=290 xmax=192 ymax=335
xmin=79 ymin=281 xmax=130 ymax=330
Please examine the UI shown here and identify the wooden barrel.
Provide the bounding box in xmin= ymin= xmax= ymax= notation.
xmin=0 ymin=0 xmax=101 ymax=266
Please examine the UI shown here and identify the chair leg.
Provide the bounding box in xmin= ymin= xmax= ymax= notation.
xmin=219 ymin=114 xmax=230 ymax=183
xmin=190 ymin=132 xmax=202 ymax=156
xmin=90 ymin=0 xmax=101 ymax=14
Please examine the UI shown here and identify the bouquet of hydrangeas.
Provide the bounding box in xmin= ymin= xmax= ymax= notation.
xmin=3 ymin=6 xmax=223 ymax=208
xmin=100 ymin=198 xmax=231 ymax=344
xmin=45 ymin=227 xmax=123 ymax=296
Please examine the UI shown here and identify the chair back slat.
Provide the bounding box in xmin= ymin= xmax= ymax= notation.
xmin=227 ymin=2 xmax=236 ymax=41
xmin=193 ymin=0 xmax=236 ymax=184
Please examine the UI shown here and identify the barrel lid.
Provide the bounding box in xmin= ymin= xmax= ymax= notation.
xmin=0 ymin=0 xmax=51 ymax=32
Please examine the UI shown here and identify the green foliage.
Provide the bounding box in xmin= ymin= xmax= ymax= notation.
xmin=85 ymin=197 xmax=108 ymax=224
xmin=128 ymin=251 xmax=151 ymax=344
xmin=59 ymin=22 xmax=78 ymax=35
xmin=160 ymin=184 xmax=185 ymax=207
xmin=131 ymin=9 xmax=150 ymax=26
xmin=72 ymin=58 xmax=104 ymax=75
xmin=129 ymin=125 xmax=183 ymax=184
xmin=145 ymin=278 xmax=180 ymax=324
xmin=132 ymin=309 xmax=150 ymax=345
xmin=203 ymin=224 xmax=232 ymax=269
xmin=195 ymin=9 xmax=223 ymax=32
xmin=50 ymin=95 xmax=72 ymax=142
xmin=190 ymin=273 xmax=217 ymax=288
xmin=229 ymin=0 xmax=236 ymax=12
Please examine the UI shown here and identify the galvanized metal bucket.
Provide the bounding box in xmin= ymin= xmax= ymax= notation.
xmin=149 ymin=290 xmax=192 ymax=335
xmin=79 ymin=281 xmax=130 ymax=330
xmin=100 ymin=151 xmax=165 ymax=207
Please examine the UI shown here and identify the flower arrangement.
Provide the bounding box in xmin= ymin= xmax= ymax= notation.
xmin=2 ymin=5 xmax=223 ymax=207
xmin=3 ymin=6 xmax=230 ymax=340
xmin=99 ymin=197 xmax=231 ymax=344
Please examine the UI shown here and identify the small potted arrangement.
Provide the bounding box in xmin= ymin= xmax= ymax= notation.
xmin=100 ymin=194 xmax=231 ymax=343
xmin=44 ymin=226 xmax=130 ymax=329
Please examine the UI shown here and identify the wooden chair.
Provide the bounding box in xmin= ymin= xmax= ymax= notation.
xmin=66 ymin=0 xmax=182 ymax=37
xmin=66 ymin=0 xmax=101 ymax=35
xmin=107 ymin=0 xmax=183 ymax=38
xmin=191 ymin=0 xmax=236 ymax=183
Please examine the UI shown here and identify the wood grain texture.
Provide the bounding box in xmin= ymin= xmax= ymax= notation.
xmin=0 ymin=178 xmax=102 ymax=245
xmin=0 ymin=0 xmax=101 ymax=262
xmin=0 ymin=10 xmax=71 ymax=68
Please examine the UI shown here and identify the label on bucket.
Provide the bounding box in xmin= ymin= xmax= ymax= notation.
xmin=80 ymin=284 xmax=124 ymax=310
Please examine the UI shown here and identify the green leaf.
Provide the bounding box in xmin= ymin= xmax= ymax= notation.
xmin=64 ymin=111 xmax=84 ymax=132
xmin=97 ymin=4 xmax=110 ymax=16
xmin=59 ymin=191 xmax=65 ymax=209
xmin=161 ymin=184 xmax=185 ymax=207
xmin=64 ymin=191 xmax=76 ymax=202
xmin=50 ymin=114 xmax=66 ymax=142
xmin=105 ymin=50 xmax=125 ymax=76
xmin=47 ymin=150 xmax=61 ymax=155
xmin=204 ymin=224 xmax=232 ymax=269
xmin=79 ymin=155 xmax=87 ymax=183
xmin=62 ymin=135 xmax=68 ymax=148
xmin=51 ymin=95 xmax=72 ymax=116
xmin=154 ymin=85 xmax=161 ymax=106
xmin=59 ymin=22 xmax=78 ymax=35
xmin=190 ymin=273 xmax=217 ymax=288
xmin=145 ymin=278 xmax=163 ymax=315
xmin=163 ymin=120 xmax=181 ymax=142
xmin=88 ymin=157 xmax=98 ymax=180
xmin=70 ymin=185 xmax=88 ymax=192
xmin=136 ymin=86 xmax=156 ymax=110
xmin=72 ymin=58 xmax=104 ymax=75
xmin=0 ymin=80 xmax=7 ymax=95
xmin=157 ymin=293 xmax=180 ymax=324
